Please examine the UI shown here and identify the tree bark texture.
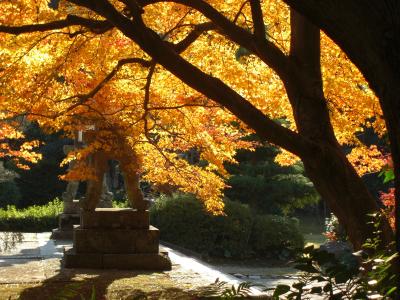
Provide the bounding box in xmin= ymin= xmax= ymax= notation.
xmin=286 ymin=10 xmax=393 ymax=249
xmin=283 ymin=0 xmax=400 ymax=255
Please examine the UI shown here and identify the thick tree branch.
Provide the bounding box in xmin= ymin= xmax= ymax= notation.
xmin=66 ymin=0 xmax=313 ymax=157
xmin=138 ymin=0 xmax=290 ymax=80
xmin=0 ymin=15 xmax=112 ymax=35
xmin=249 ymin=0 xmax=266 ymax=41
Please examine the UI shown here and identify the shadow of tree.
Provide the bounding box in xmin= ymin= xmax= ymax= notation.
xmin=18 ymin=269 xmax=125 ymax=300
xmin=17 ymin=267 xmax=209 ymax=300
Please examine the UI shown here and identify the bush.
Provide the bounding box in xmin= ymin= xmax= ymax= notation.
xmin=0 ymin=199 xmax=62 ymax=231
xmin=250 ymin=215 xmax=304 ymax=258
xmin=151 ymin=194 xmax=253 ymax=258
xmin=151 ymin=193 xmax=304 ymax=258
xmin=272 ymin=214 xmax=398 ymax=299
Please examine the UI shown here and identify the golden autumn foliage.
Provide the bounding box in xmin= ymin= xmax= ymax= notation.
xmin=0 ymin=118 xmax=42 ymax=168
xmin=347 ymin=145 xmax=386 ymax=176
xmin=0 ymin=0 xmax=386 ymax=212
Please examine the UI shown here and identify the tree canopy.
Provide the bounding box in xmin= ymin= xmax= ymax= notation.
xmin=0 ymin=0 xmax=386 ymax=165
xmin=0 ymin=0 xmax=394 ymax=246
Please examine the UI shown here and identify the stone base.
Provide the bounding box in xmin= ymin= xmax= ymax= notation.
xmin=63 ymin=247 xmax=172 ymax=270
xmin=97 ymin=199 xmax=113 ymax=208
xmin=51 ymin=213 xmax=80 ymax=240
xmin=81 ymin=208 xmax=149 ymax=229
xmin=73 ymin=225 xmax=159 ymax=253
xmin=63 ymin=208 xmax=171 ymax=270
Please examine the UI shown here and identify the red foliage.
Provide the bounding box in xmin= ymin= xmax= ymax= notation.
xmin=323 ymin=231 xmax=337 ymax=241
xmin=379 ymin=188 xmax=395 ymax=230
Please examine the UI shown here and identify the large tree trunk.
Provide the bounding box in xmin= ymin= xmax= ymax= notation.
xmin=283 ymin=0 xmax=400 ymax=255
xmin=302 ymin=145 xmax=390 ymax=249
xmin=287 ymin=10 xmax=393 ymax=249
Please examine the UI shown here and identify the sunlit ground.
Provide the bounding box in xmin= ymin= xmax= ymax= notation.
xmin=0 ymin=216 xmax=326 ymax=299
xmin=0 ymin=232 xmax=265 ymax=299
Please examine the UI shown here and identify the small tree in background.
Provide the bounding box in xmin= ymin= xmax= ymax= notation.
xmin=225 ymin=139 xmax=319 ymax=215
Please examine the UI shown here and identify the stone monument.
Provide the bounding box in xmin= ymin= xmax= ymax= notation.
xmin=63 ymin=130 xmax=171 ymax=270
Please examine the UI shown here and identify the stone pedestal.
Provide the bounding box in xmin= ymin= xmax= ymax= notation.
xmin=51 ymin=200 xmax=80 ymax=239
xmin=63 ymin=208 xmax=171 ymax=270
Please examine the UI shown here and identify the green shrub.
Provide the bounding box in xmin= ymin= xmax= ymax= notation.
xmin=151 ymin=193 xmax=304 ymax=258
xmin=250 ymin=214 xmax=304 ymax=257
xmin=112 ymin=199 xmax=130 ymax=208
xmin=0 ymin=199 xmax=62 ymax=231
xmin=150 ymin=194 xmax=253 ymax=258
xmin=271 ymin=214 xmax=398 ymax=299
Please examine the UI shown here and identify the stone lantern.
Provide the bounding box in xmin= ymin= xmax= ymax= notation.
xmin=51 ymin=130 xmax=113 ymax=239
xmin=63 ymin=129 xmax=171 ymax=270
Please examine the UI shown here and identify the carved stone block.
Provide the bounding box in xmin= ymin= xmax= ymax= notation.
xmin=63 ymin=208 xmax=171 ymax=270
xmin=73 ymin=225 xmax=159 ymax=254
xmin=80 ymin=208 xmax=149 ymax=229
xmin=59 ymin=213 xmax=80 ymax=231
xmin=50 ymin=213 xmax=80 ymax=239
xmin=63 ymin=247 xmax=103 ymax=268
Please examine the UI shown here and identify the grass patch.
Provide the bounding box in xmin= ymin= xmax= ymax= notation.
xmin=0 ymin=199 xmax=62 ymax=232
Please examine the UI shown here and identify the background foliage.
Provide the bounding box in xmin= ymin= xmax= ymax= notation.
xmin=13 ymin=123 xmax=68 ymax=207
xmin=0 ymin=181 xmax=21 ymax=208
xmin=0 ymin=123 xmax=69 ymax=208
